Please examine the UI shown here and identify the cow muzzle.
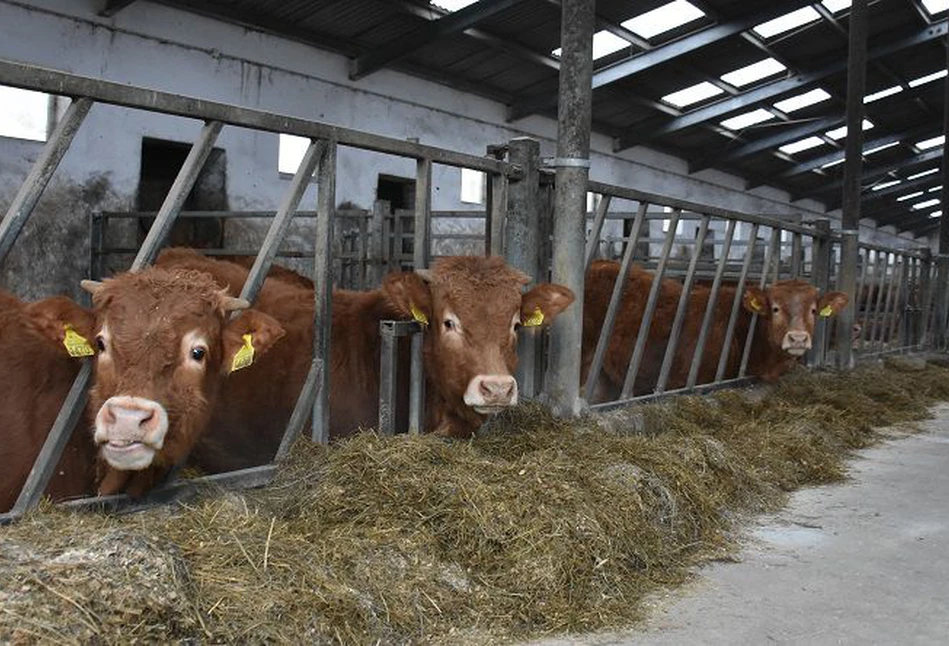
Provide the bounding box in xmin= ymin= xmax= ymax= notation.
xmin=463 ymin=374 xmax=518 ymax=414
xmin=781 ymin=330 xmax=812 ymax=356
xmin=93 ymin=396 xmax=169 ymax=470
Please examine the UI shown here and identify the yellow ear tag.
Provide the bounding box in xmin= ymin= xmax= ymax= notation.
xmin=819 ymin=305 xmax=834 ymax=318
xmin=749 ymin=297 xmax=763 ymax=313
xmin=410 ymin=304 xmax=428 ymax=326
xmin=63 ymin=325 xmax=95 ymax=358
xmin=231 ymin=333 xmax=255 ymax=373
xmin=522 ymin=307 xmax=545 ymax=328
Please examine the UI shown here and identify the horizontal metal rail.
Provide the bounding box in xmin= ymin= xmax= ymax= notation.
xmin=0 ymin=59 xmax=515 ymax=177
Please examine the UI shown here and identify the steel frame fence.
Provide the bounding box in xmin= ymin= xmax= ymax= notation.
xmin=0 ymin=57 xmax=939 ymax=523
xmin=0 ymin=59 xmax=515 ymax=523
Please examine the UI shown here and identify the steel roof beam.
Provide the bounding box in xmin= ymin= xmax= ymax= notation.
xmin=614 ymin=21 xmax=948 ymax=151
xmin=508 ymin=0 xmax=815 ymax=121
xmin=350 ymin=0 xmax=525 ymax=80
xmin=859 ymin=175 xmax=943 ymax=203
xmin=795 ymin=147 xmax=944 ymax=200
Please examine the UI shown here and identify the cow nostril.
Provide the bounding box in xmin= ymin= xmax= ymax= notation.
xmin=103 ymin=404 xmax=117 ymax=425
xmin=479 ymin=379 xmax=493 ymax=397
xmin=139 ymin=409 xmax=155 ymax=429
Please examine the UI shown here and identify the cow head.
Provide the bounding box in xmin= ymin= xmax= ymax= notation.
xmin=77 ymin=267 xmax=284 ymax=496
xmin=383 ymin=256 xmax=574 ymax=438
xmin=743 ymin=280 xmax=849 ymax=357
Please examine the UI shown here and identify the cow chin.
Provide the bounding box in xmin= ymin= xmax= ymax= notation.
xmin=783 ymin=347 xmax=808 ymax=357
xmin=93 ymin=395 xmax=169 ymax=471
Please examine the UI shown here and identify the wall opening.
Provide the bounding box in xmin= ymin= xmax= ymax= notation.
xmin=137 ymin=137 xmax=228 ymax=249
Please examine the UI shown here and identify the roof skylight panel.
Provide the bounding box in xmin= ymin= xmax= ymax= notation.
xmin=921 ymin=0 xmax=949 ymax=16
xmin=821 ymin=0 xmax=852 ymax=12
xmin=871 ymin=180 xmax=901 ymax=191
xmin=908 ymin=168 xmax=939 ymax=180
xmin=916 ymin=135 xmax=945 ymax=150
xmin=825 ymin=120 xmax=873 ymax=140
xmin=779 ymin=136 xmax=826 ymax=155
xmin=773 ymin=88 xmax=831 ymax=113
xmin=430 ymin=0 xmax=478 ymax=11
xmin=864 ymin=142 xmax=899 ymax=155
xmin=908 ymin=70 xmax=948 ymax=88
xmin=896 ymin=191 xmax=925 ymax=202
xmin=720 ymin=58 xmax=786 ymax=88
xmin=930 ymin=211 xmax=943 ymax=218
xmin=913 ymin=199 xmax=941 ymax=210
xmin=552 ymin=30 xmax=632 ymax=60
xmin=930 ymin=186 xmax=943 ymax=193
xmin=661 ymin=81 xmax=724 ymax=108
xmin=720 ymin=108 xmax=774 ymax=130
xmin=621 ymin=0 xmax=705 ymax=39
xmin=864 ymin=86 xmax=903 ymax=103
xmin=753 ymin=6 xmax=821 ymax=38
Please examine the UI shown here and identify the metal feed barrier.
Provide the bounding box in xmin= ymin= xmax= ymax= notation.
xmin=0 ymin=59 xmax=515 ymax=523
xmin=0 ymin=58 xmax=939 ymax=522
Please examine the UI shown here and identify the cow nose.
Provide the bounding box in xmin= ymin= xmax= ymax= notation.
xmin=94 ymin=395 xmax=169 ymax=449
xmin=787 ymin=331 xmax=810 ymax=345
xmin=464 ymin=374 xmax=519 ymax=411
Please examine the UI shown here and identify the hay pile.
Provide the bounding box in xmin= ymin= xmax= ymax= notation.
xmin=3 ymin=357 xmax=949 ymax=644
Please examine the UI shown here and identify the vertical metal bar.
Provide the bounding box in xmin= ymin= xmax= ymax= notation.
xmin=715 ymin=222 xmax=760 ymax=381
xmin=89 ymin=212 xmax=104 ymax=280
xmin=853 ymin=246 xmax=869 ymax=353
xmin=919 ymin=248 xmax=933 ymax=349
xmin=620 ymin=209 xmax=681 ymax=398
xmin=488 ymin=170 xmax=508 ymax=256
xmin=790 ymin=231 xmax=803 ymax=279
xmin=414 ymin=158 xmax=433 ymax=269
xmin=358 ymin=211 xmax=368 ymax=290
xmin=892 ymin=254 xmax=910 ymax=350
xmin=393 ymin=211 xmax=404 ymax=270
xmin=0 ymin=97 xmax=93 ymax=265
xmin=877 ymin=253 xmax=901 ymax=350
xmin=809 ymin=222 xmax=832 ymax=367
xmin=583 ymin=202 xmax=647 ymax=402
xmin=8 ymin=363 xmax=91 ymax=518
xmin=935 ymin=34 xmax=949 ymax=349
xmin=275 ymin=361 xmax=321 ymax=462
xmin=738 ymin=228 xmax=780 ymax=378
xmin=655 ymin=214 xmax=710 ymax=393
xmin=132 ymin=121 xmax=223 ymax=270
xmin=378 ymin=323 xmax=398 ymax=436
xmin=687 ymin=219 xmax=736 ymax=389
xmin=857 ymin=249 xmax=877 ymax=351
xmin=867 ymin=252 xmax=891 ymax=350
xmin=544 ymin=0 xmax=594 ymax=417
xmin=241 ymin=139 xmax=323 ymax=303
xmin=408 ymin=331 xmax=425 ymax=435
xmin=836 ymin=230 xmax=859 ymax=369
xmin=908 ymin=256 xmax=920 ymax=348
xmin=504 ymin=138 xmax=542 ymax=398
xmin=584 ymin=194 xmax=612 ymax=272
xmin=370 ymin=200 xmax=387 ymax=286
xmin=311 ymin=140 xmax=337 ymax=444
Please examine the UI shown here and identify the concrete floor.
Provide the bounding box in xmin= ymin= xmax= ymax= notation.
xmin=529 ymin=402 xmax=949 ymax=646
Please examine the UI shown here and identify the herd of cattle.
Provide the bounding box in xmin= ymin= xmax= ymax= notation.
xmin=1 ymin=248 xmax=849 ymax=511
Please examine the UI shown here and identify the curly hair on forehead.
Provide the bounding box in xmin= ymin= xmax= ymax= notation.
xmin=93 ymin=268 xmax=229 ymax=311
xmin=428 ymin=256 xmax=530 ymax=288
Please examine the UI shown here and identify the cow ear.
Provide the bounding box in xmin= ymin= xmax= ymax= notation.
xmin=520 ymin=284 xmax=575 ymax=327
xmin=382 ymin=271 xmax=432 ymax=325
xmin=742 ymin=286 xmax=770 ymax=317
xmin=222 ymin=309 xmax=285 ymax=374
xmin=24 ymin=296 xmax=97 ymax=358
xmin=818 ymin=291 xmax=849 ymax=317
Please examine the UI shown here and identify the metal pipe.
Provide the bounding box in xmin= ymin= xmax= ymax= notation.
xmin=413 ymin=158 xmax=433 ymax=269
xmin=582 ymin=202 xmax=647 ymax=403
xmin=687 ymin=218 xmax=736 ymax=388
xmin=715 ymin=222 xmax=759 ymax=381
xmin=620 ymin=209 xmax=681 ymax=398
xmin=544 ymin=0 xmax=594 ymax=417
xmin=739 ymin=228 xmax=780 ymax=378
xmin=0 ymin=97 xmax=92 ymax=265
xmin=877 ymin=253 xmax=901 ymax=350
xmin=378 ymin=322 xmax=399 ymax=436
xmin=656 ymin=214 xmax=710 ymax=393
xmin=311 ymin=140 xmax=337 ymax=444
xmin=809 ymin=221 xmax=832 ymax=367
xmin=408 ymin=331 xmax=425 ymax=435
xmin=790 ymin=231 xmax=803 ymax=279
xmin=584 ymin=194 xmax=612 ymax=272
xmin=867 ymin=252 xmax=891 ymax=351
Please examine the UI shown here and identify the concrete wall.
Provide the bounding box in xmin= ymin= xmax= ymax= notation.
xmin=0 ymin=0 xmax=927 ymax=299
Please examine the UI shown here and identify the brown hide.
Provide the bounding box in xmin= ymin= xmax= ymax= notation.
xmin=157 ymin=250 xmax=574 ymax=452
xmin=214 ymin=253 xmax=315 ymax=290
xmin=0 ymin=290 xmax=97 ymax=511
xmin=582 ymin=261 xmax=848 ymax=400
xmin=79 ymin=267 xmax=284 ymax=497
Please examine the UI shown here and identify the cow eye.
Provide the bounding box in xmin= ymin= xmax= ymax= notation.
xmin=190 ymin=346 xmax=207 ymax=362
xmin=443 ymin=319 xmax=454 ymax=331
xmin=772 ymin=306 xmax=780 ymax=314
xmin=95 ymin=335 xmax=106 ymax=352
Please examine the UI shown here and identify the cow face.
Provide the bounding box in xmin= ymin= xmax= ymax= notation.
xmin=743 ymin=280 xmax=849 ymax=357
xmin=79 ymin=268 xmax=284 ymax=494
xmin=383 ymin=256 xmax=574 ymax=437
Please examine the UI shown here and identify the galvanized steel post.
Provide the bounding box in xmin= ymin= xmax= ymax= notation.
xmin=311 ymin=140 xmax=337 ymax=444
xmin=544 ymin=0 xmax=594 ymax=417
xmin=810 ymin=220 xmax=832 ymax=367
xmin=505 ymin=137 xmax=543 ymax=398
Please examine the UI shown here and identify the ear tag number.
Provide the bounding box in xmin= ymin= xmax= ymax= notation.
xmin=522 ymin=307 xmax=545 ymax=327
xmin=63 ymin=325 xmax=94 ymax=357
xmin=231 ymin=333 xmax=255 ymax=372
xmin=819 ymin=305 xmax=834 ymax=317
xmin=410 ymin=303 xmax=429 ymax=326
xmin=749 ymin=297 xmax=763 ymax=313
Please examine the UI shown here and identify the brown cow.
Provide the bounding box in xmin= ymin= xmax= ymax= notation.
xmin=31 ymin=267 xmax=288 ymax=497
xmin=1 ymin=290 xmax=98 ymax=511
xmin=155 ymin=249 xmax=575 ymax=446
xmin=582 ymin=260 xmax=849 ymax=400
